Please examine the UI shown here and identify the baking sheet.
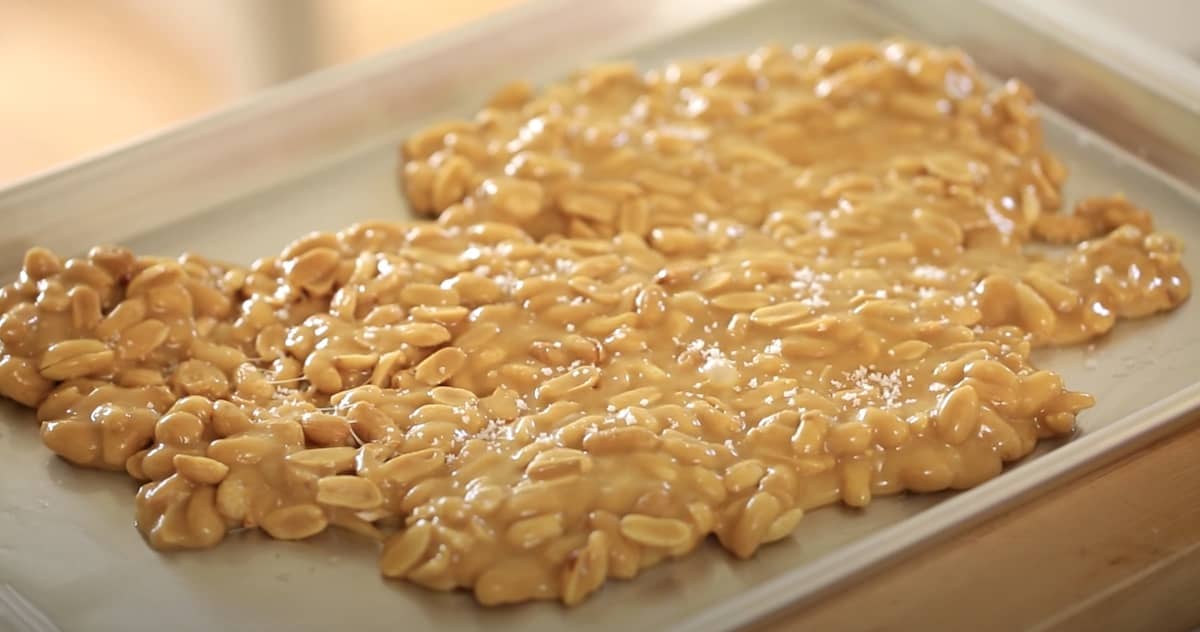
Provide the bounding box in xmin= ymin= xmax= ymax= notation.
xmin=2 ymin=1 xmax=1199 ymax=630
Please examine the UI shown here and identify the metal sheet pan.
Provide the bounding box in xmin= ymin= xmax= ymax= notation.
xmin=2 ymin=1 xmax=1198 ymax=630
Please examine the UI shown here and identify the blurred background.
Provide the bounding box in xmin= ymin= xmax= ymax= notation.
xmin=0 ymin=0 xmax=521 ymax=185
xmin=2 ymin=0 xmax=1197 ymax=186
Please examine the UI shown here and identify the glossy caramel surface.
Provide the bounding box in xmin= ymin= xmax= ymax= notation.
xmin=0 ymin=40 xmax=1189 ymax=606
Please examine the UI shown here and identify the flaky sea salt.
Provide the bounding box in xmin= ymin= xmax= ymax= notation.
xmin=838 ymin=365 xmax=906 ymax=408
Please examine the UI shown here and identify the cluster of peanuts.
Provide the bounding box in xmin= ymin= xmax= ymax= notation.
xmin=0 ymin=40 xmax=1191 ymax=606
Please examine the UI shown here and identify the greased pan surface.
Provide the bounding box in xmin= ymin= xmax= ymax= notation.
xmin=2 ymin=1 xmax=1198 ymax=630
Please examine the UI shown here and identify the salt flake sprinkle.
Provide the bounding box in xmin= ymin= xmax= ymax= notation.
xmin=836 ymin=365 xmax=906 ymax=409
xmin=476 ymin=419 xmax=510 ymax=441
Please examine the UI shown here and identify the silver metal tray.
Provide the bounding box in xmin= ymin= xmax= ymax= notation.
xmin=2 ymin=1 xmax=1198 ymax=630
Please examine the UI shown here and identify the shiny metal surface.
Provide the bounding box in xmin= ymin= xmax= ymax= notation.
xmin=1 ymin=1 xmax=1197 ymax=630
